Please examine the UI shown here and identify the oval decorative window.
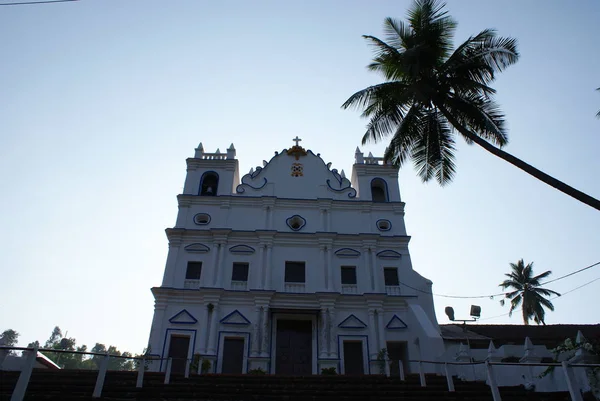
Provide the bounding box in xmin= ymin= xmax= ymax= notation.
xmin=286 ymin=215 xmax=306 ymax=231
xmin=193 ymin=213 xmax=211 ymax=225
xmin=376 ymin=219 xmax=392 ymax=231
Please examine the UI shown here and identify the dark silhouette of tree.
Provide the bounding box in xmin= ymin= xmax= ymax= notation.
xmin=342 ymin=0 xmax=600 ymax=211
xmin=499 ymin=259 xmax=560 ymax=325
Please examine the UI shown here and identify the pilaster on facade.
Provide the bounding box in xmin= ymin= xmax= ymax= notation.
xmin=260 ymin=305 xmax=270 ymax=357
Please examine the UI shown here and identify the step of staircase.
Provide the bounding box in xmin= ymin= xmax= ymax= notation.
xmin=1 ymin=369 xmax=591 ymax=401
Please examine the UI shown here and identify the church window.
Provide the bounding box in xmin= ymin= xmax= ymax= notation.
xmin=371 ymin=178 xmax=388 ymax=202
xmin=341 ymin=266 xmax=357 ymax=285
xmin=199 ymin=172 xmax=219 ymax=196
xmin=284 ymin=261 xmax=305 ymax=283
xmin=286 ymin=215 xmax=306 ymax=231
xmin=193 ymin=213 xmax=211 ymax=225
xmin=384 ymin=267 xmax=399 ymax=286
xmin=376 ymin=219 xmax=391 ymax=231
xmin=186 ymin=262 xmax=202 ymax=280
xmin=231 ymin=263 xmax=249 ymax=282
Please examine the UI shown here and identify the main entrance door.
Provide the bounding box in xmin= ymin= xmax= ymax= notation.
xmin=167 ymin=335 xmax=190 ymax=375
xmin=275 ymin=320 xmax=312 ymax=375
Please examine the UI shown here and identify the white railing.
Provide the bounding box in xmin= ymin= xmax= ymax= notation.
xmin=1 ymin=344 xmax=597 ymax=401
xmin=284 ymin=282 xmax=305 ymax=293
xmin=341 ymin=284 xmax=358 ymax=294
xmin=385 ymin=285 xmax=401 ymax=296
xmin=184 ymin=279 xmax=200 ymax=289
xmin=230 ymin=280 xmax=248 ymax=291
xmin=200 ymin=153 xmax=227 ymax=160
xmin=363 ymin=156 xmax=388 ymax=165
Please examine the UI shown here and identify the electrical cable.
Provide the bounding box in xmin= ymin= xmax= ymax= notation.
xmin=398 ymin=260 xmax=599 ymax=299
xmin=476 ymin=276 xmax=600 ymax=322
xmin=0 ymin=0 xmax=78 ymax=6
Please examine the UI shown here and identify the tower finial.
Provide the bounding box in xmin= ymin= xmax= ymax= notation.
xmin=292 ymin=136 xmax=302 ymax=147
xmin=194 ymin=142 xmax=204 ymax=158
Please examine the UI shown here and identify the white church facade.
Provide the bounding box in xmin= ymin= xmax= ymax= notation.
xmin=147 ymin=139 xmax=445 ymax=375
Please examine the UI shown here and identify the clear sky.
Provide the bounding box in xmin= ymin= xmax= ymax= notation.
xmin=1 ymin=0 xmax=599 ymax=354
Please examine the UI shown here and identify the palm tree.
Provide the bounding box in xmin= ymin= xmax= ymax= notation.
xmin=499 ymin=259 xmax=560 ymax=325
xmin=342 ymin=0 xmax=600 ymax=211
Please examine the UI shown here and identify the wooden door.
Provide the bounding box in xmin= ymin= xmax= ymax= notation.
xmin=167 ymin=335 xmax=190 ymax=375
xmin=221 ymin=338 xmax=245 ymax=374
xmin=343 ymin=341 xmax=364 ymax=375
xmin=387 ymin=341 xmax=408 ymax=377
xmin=275 ymin=320 xmax=312 ymax=375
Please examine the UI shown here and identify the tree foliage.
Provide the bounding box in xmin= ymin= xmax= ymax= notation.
xmin=343 ymin=0 xmax=600 ymax=211
xmin=499 ymin=259 xmax=560 ymax=325
xmin=1 ymin=329 xmax=19 ymax=347
xmin=1 ymin=329 xmax=20 ymax=355
xmin=3 ymin=326 xmax=143 ymax=371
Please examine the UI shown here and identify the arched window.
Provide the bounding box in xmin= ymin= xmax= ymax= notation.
xmin=199 ymin=172 xmax=219 ymax=196
xmin=371 ymin=178 xmax=388 ymax=202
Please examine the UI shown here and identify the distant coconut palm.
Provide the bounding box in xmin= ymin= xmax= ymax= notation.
xmin=499 ymin=259 xmax=560 ymax=325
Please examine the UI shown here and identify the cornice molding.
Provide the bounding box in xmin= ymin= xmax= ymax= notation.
xmin=176 ymin=194 xmax=405 ymax=212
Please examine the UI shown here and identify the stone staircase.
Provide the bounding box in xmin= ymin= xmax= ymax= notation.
xmin=0 ymin=369 xmax=591 ymax=401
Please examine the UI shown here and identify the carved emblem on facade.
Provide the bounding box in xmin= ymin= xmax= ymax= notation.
xmin=291 ymin=163 xmax=304 ymax=177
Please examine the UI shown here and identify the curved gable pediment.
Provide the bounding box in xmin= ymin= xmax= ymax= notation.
xmin=235 ymin=147 xmax=357 ymax=200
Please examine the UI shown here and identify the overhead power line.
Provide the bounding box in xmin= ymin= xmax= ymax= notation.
xmin=398 ymin=260 xmax=600 ymax=300
xmin=477 ymin=276 xmax=600 ymax=322
xmin=0 ymin=0 xmax=78 ymax=6
xmin=540 ymin=261 xmax=600 ymax=286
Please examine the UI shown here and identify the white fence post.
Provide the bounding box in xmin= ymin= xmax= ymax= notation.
xmin=185 ymin=358 xmax=191 ymax=378
xmin=445 ymin=363 xmax=455 ymax=392
xmin=92 ymin=353 xmax=110 ymax=398
xmin=398 ymin=361 xmax=405 ymax=381
xmin=136 ymin=358 xmax=145 ymax=388
xmin=418 ymin=361 xmax=426 ymax=387
xmin=164 ymin=358 xmax=172 ymax=384
xmin=562 ymin=361 xmax=584 ymax=401
xmin=10 ymin=345 xmax=38 ymax=401
xmin=485 ymin=361 xmax=502 ymax=401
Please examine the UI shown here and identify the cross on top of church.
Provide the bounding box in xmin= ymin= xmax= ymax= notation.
xmin=292 ymin=136 xmax=302 ymax=147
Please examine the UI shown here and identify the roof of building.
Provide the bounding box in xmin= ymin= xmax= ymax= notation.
xmin=440 ymin=324 xmax=600 ymax=348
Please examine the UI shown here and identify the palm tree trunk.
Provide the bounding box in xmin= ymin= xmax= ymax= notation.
xmin=437 ymin=105 xmax=600 ymax=211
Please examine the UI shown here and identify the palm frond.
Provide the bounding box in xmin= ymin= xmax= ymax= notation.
xmin=341 ymin=82 xmax=409 ymax=111
xmin=499 ymin=280 xmax=522 ymax=290
xmin=382 ymin=17 xmax=413 ymax=51
xmin=410 ymin=108 xmax=456 ymax=184
xmin=362 ymin=35 xmax=407 ymax=81
xmin=531 ymin=269 xmax=552 ymax=282
xmin=382 ymin=104 xmax=423 ymax=166
xmin=503 ymin=289 xmax=521 ymax=299
xmin=508 ymin=294 xmax=522 ymax=316
xmin=408 ymin=0 xmax=456 ymax=53
xmin=444 ymin=93 xmax=508 ymax=147
xmin=532 ymin=287 xmax=561 ymax=298
xmin=536 ymin=295 xmax=556 ymax=311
